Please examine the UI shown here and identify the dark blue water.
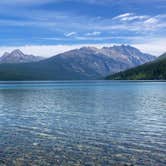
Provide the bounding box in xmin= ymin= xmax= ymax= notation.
xmin=0 ymin=81 xmax=165 ymax=166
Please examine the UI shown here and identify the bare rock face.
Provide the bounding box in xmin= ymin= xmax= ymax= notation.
xmin=48 ymin=45 xmax=156 ymax=78
xmin=0 ymin=49 xmax=44 ymax=64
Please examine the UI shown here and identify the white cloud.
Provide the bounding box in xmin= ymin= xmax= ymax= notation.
xmin=0 ymin=45 xmax=81 ymax=57
xmin=0 ymin=38 xmax=165 ymax=58
xmin=144 ymin=18 xmax=158 ymax=24
xmin=85 ymin=31 xmax=101 ymax=36
xmin=0 ymin=4 xmax=165 ymax=36
xmin=64 ymin=32 xmax=77 ymax=37
xmin=0 ymin=44 xmax=118 ymax=57
xmin=113 ymin=13 xmax=133 ymax=20
xmin=113 ymin=13 xmax=148 ymax=22
xmin=133 ymin=40 xmax=166 ymax=56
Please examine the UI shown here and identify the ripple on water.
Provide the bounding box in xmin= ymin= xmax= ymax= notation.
xmin=0 ymin=81 xmax=166 ymax=165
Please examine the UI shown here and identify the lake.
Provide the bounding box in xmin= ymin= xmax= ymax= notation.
xmin=0 ymin=81 xmax=165 ymax=165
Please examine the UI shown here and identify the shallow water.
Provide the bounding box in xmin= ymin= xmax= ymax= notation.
xmin=0 ymin=81 xmax=166 ymax=165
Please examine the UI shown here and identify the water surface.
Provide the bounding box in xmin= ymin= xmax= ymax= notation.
xmin=0 ymin=81 xmax=166 ymax=165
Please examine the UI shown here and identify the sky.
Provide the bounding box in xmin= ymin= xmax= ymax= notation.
xmin=0 ymin=0 xmax=166 ymax=57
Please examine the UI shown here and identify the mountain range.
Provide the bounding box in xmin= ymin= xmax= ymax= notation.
xmin=0 ymin=45 xmax=156 ymax=80
xmin=106 ymin=53 xmax=166 ymax=80
xmin=0 ymin=49 xmax=43 ymax=64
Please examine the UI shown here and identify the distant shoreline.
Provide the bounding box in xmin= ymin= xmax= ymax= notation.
xmin=0 ymin=80 xmax=165 ymax=84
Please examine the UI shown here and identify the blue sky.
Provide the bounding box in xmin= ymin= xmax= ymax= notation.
xmin=0 ymin=0 xmax=166 ymax=56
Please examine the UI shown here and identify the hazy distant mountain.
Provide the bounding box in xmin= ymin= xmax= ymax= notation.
xmin=157 ymin=52 xmax=166 ymax=60
xmin=0 ymin=45 xmax=156 ymax=80
xmin=106 ymin=52 xmax=166 ymax=80
xmin=0 ymin=49 xmax=44 ymax=64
